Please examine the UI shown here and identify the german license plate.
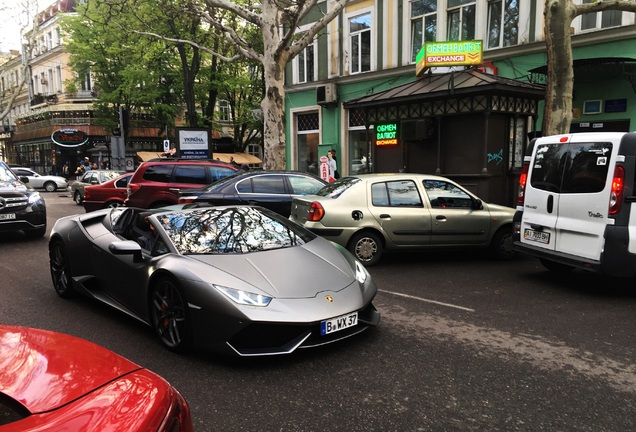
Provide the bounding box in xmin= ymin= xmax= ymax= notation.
xmin=321 ymin=312 xmax=358 ymax=335
xmin=0 ymin=214 xmax=16 ymax=220
xmin=524 ymin=228 xmax=550 ymax=244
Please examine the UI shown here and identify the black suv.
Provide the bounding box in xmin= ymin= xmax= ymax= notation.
xmin=125 ymin=158 xmax=238 ymax=209
xmin=0 ymin=160 xmax=47 ymax=238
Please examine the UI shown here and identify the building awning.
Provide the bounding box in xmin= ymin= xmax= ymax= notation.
xmin=136 ymin=151 xmax=262 ymax=165
xmin=214 ymin=152 xmax=262 ymax=165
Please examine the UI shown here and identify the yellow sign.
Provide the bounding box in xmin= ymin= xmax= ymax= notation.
xmin=416 ymin=40 xmax=483 ymax=77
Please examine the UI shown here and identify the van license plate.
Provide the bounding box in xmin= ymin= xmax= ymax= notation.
xmin=0 ymin=214 xmax=16 ymax=220
xmin=524 ymin=229 xmax=550 ymax=244
xmin=321 ymin=312 xmax=358 ymax=335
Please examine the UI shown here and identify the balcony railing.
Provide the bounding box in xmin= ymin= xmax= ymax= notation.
xmin=30 ymin=93 xmax=58 ymax=106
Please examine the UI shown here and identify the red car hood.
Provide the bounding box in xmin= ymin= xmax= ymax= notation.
xmin=0 ymin=326 xmax=140 ymax=414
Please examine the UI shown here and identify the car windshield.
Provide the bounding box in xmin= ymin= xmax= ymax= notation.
xmin=157 ymin=207 xmax=316 ymax=255
xmin=315 ymin=177 xmax=360 ymax=198
xmin=0 ymin=163 xmax=18 ymax=182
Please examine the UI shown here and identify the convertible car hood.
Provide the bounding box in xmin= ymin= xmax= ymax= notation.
xmin=0 ymin=326 xmax=139 ymax=414
xmin=188 ymin=238 xmax=356 ymax=298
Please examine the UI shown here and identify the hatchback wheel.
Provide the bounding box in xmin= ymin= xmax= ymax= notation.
xmin=348 ymin=231 xmax=383 ymax=266
xmin=490 ymin=228 xmax=516 ymax=260
xmin=150 ymin=277 xmax=191 ymax=352
xmin=74 ymin=190 xmax=83 ymax=205
xmin=44 ymin=181 xmax=57 ymax=192
xmin=49 ymin=241 xmax=74 ymax=298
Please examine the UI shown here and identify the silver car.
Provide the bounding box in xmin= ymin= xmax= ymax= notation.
xmin=71 ymin=170 xmax=126 ymax=204
xmin=11 ymin=167 xmax=69 ymax=192
xmin=290 ymin=173 xmax=516 ymax=266
xmin=49 ymin=205 xmax=380 ymax=356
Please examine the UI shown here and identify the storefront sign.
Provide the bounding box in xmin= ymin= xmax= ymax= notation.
xmin=416 ymin=41 xmax=483 ymax=76
xmin=51 ymin=129 xmax=89 ymax=147
xmin=376 ymin=123 xmax=398 ymax=146
xmin=177 ymin=128 xmax=210 ymax=159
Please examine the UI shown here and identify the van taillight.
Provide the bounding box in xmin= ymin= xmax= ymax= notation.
xmin=609 ymin=166 xmax=625 ymax=215
xmin=517 ymin=163 xmax=529 ymax=206
xmin=307 ymin=202 xmax=325 ymax=221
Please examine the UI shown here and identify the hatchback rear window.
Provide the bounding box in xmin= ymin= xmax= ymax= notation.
xmin=530 ymin=142 xmax=612 ymax=194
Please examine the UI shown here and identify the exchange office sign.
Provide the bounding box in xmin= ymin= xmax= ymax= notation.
xmin=416 ymin=40 xmax=483 ymax=76
xmin=51 ymin=129 xmax=89 ymax=148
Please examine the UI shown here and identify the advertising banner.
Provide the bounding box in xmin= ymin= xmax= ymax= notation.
xmin=177 ymin=129 xmax=210 ymax=159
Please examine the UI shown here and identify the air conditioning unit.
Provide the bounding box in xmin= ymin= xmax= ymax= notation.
xmin=316 ymin=83 xmax=338 ymax=106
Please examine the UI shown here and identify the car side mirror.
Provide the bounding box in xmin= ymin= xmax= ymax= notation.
xmin=473 ymin=198 xmax=483 ymax=210
xmin=109 ymin=240 xmax=143 ymax=262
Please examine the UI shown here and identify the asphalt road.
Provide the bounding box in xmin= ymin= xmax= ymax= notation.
xmin=1 ymin=190 xmax=635 ymax=431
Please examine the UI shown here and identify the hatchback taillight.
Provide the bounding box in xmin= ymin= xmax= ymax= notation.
xmin=517 ymin=162 xmax=530 ymax=206
xmin=307 ymin=202 xmax=325 ymax=221
xmin=609 ymin=165 xmax=625 ymax=215
xmin=127 ymin=183 xmax=141 ymax=197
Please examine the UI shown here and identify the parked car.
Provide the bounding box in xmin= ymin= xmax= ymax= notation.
xmin=125 ymin=158 xmax=238 ymax=209
xmin=289 ymin=173 xmax=516 ymax=266
xmin=49 ymin=205 xmax=380 ymax=356
xmin=10 ymin=167 xmax=69 ymax=192
xmin=178 ymin=171 xmax=327 ymax=217
xmin=0 ymin=161 xmax=47 ymax=238
xmin=351 ymin=158 xmax=373 ymax=174
xmin=71 ymin=169 xmax=126 ymax=205
xmin=514 ymin=132 xmax=636 ymax=277
xmin=0 ymin=325 xmax=193 ymax=432
xmin=83 ymin=172 xmax=133 ymax=212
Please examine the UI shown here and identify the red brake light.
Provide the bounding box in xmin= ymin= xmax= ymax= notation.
xmin=517 ymin=162 xmax=529 ymax=206
xmin=609 ymin=165 xmax=625 ymax=215
xmin=307 ymin=202 xmax=325 ymax=221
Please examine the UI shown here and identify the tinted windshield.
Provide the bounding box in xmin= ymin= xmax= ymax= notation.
xmin=316 ymin=177 xmax=360 ymax=198
xmin=0 ymin=163 xmax=18 ymax=182
xmin=158 ymin=207 xmax=316 ymax=254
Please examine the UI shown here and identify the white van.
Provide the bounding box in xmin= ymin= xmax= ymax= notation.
xmin=513 ymin=132 xmax=636 ymax=277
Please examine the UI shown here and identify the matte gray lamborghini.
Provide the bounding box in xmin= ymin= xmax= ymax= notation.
xmin=49 ymin=205 xmax=380 ymax=356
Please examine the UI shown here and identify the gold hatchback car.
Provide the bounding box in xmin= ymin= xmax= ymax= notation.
xmin=290 ymin=174 xmax=516 ymax=266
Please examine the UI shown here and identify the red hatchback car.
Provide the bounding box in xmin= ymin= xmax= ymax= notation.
xmin=126 ymin=158 xmax=238 ymax=209
xmin=0 ymin=325 xmax=193 ymax=432
xmin=83 ymin=172 xmax=133 ymax=212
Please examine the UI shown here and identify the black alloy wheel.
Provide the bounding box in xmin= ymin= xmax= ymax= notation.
xmin=49 ymin=241 xmax=74 ymax=298
xmin=348 ymin=231 xmax=383 ymax=267
xmin=150 ymin=277 xmax=191 ymax=352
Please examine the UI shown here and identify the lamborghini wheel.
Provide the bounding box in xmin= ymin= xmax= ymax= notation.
xmin=150 ymin=277 xmax=191 ymax=352
xmin=49 ymin=240 xmax=74 ymax=298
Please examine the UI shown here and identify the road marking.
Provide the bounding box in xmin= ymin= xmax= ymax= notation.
xmin=379 ymin=289 xmax=475 ymax=312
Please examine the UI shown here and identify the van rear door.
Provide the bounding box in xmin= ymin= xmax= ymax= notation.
xmin=520 ymin=136 xmax=615 ymax=260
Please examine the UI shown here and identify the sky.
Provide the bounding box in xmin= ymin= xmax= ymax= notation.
xmin=0 ymin=0 xmax=56 ymax=52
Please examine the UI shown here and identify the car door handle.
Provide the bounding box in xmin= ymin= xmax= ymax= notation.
xmin=436 ymin=215 xmax=447 ymax=221
xmin=379 ymin=214 xmax=391 ymax=219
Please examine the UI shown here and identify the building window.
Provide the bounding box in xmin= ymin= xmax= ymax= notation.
xmin=294 ymin=40 xmax=316 ymax=84
xmin=218 ymin=100 xmax=230 ymax=121
xmin=447 ymin=0 xmax=476 ymax=41
xmin=296 ymin=112 xmax=320 ymax=174
xmin=410 ymin=0 xmax=437 ymax=62
xmin=487 ymin=0 xmax=519 ymax=49
xmin=349 ymin=12 xmax=372 ymax=74
xmin=581 ymin=0 xmax=622 ymax=30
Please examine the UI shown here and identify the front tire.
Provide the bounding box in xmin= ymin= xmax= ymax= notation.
xmin=44 ymin=182 xmax=57 ymax=192
xmin=348 ymin=231 xmax=384 ymax=266
xmin=150 ymin=277 xmax=192 ymax=352
xmin=74 ymin=190 xmax=83 ymax=205
xmin=49 ymin=240 xmax=74 ymax=298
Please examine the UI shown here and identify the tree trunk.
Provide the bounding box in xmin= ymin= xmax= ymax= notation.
xmin=543 ymin=0 xmax=576 ymax=136
xmin=261 ymin=57 xmax=287 ymax=170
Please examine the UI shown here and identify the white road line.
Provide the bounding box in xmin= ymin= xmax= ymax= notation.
xmin=379 ymin=289 xmax=475 ymax=312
